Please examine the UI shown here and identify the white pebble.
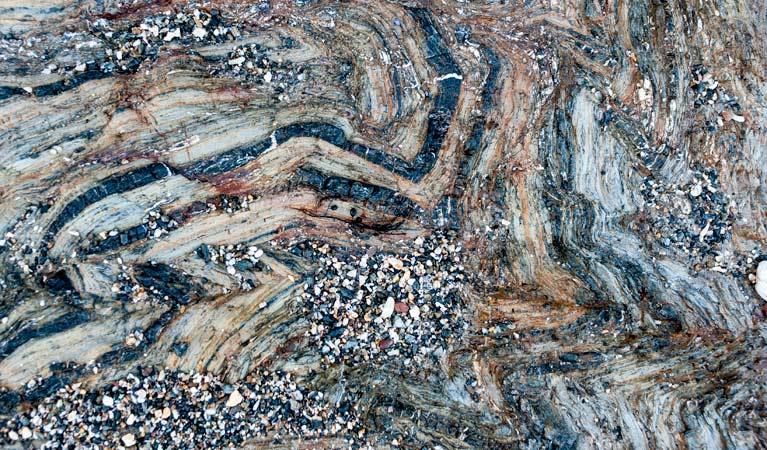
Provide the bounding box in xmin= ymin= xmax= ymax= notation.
xmin=102 ymin=395 xmax=114 ymax=407
xmin=409 ymin=305 xmax=421 ymax=320
xmin=134 ymin=389 xmax=146 ymax=404
xmin=756 ymin=261 xmax=767 ymax=282
xmin=228 ymin=56 xmax=245 ymax=66
xmin=122 ymin=433 xmax=136 ymax=446
xmin=163 ymin=28 xmax=181 ymax=42
xmin=226 ymin=388 xmax=244 ymax=407
xmin=192 ymin=27 xmax=207 ymax=39
xmin=689 ymin=184 xmax=702 ymax=197
xmin=756 ymin=281 xmax=767 ymax=301
xmin=380 ymin=297 xmax=395 ymax=319
xmin=19 ymin=427 xmax=31 ymax=439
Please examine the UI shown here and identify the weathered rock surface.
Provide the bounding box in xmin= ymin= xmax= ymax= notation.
xmin=0 ymin=0 xmax=766 ymax=448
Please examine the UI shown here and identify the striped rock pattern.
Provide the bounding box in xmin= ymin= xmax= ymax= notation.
xmin=0 ymin=0 xmax=766 ymax=448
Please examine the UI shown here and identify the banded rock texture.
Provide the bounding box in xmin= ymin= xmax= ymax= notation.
xmin=0 ymin=0 xmax=766 ymax=449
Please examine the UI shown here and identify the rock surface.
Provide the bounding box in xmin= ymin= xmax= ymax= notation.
xmin=0 ymin=0 xmax=766 ymax=449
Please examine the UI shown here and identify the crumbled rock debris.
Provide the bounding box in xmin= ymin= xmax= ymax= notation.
xmin=110 ymin=260 xmax=195 ymax=304
xmin=214 ymin=194 xmax=254 ymax=214
xmin=199 ymin=242 xmax=265 ymax=291
xmin=91 ymin=209 xmax=180 ymax=252
xmin=634 ymin=77 xmax=653 ymax=111
xmin=211 ymin=41 xmax=308 ymax=101
xmin=0 ymin=203 xmax=50 ymax=288
xmin=639 ymin=165 xmax=737 ymax=269
xmin=689 ymin=65 xmax=746 ymax=131
xmin=300 ymin=233 xmax=466 ymax=367
xmin=94 ymin=8 xmax=240 ymax=74
xmin=111 ymin=258 xmax=147 ymax=302
xmin=0 ymin=368 xmax=367 ymax=449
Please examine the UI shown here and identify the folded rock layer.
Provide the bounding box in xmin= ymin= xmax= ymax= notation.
xmin=0 ymin=0 xmax=765 ymax=448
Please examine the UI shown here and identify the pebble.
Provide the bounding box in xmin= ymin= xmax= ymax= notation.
xmin=756 ymin=261 xmax=767 ymax=282
xmin=122 ymin=433 xmax=136 ymax=446
xmin=228 ymin=56 xmax=245 ymax=66
xmin=163 ymin=28 xmax=181 ymax=41
xmin=226 ymin=388 xmax=243 ymax=407
xmin=756 ymin=282 xmax=767 ymax=301
xmin=102 ymin=395 xmax=114 ymax=407
xmin=690 ymin=184 xmax=702 ymax=197
xmin=755 ymin=260 xmax=767 ymax=300
xmin=388 ymin=257 xmax=404 ymax=270
xmin=192 ymin=27 xmax=207 ymax=39
xmin=381 ymin=297 xmax=395 ymax=319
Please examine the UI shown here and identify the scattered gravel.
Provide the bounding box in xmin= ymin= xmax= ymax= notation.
xmin=94 ymin=8 xmax=240 ymax=74
xmin=90 ymin=209 xmax=181 ymax=253
xmin=212 ymin=41 xmax=308 ymax=102
xmin=299 ymin=233 xmax=467 ymax=367
xmin=640 ymin=164 xmax=736 ymax=269
xmin=197 ymin=242 xmax=265 ymax=291
xmin=689 ymin=65 xmax=745 ymax=131
xmin=1 ymin=367 xmax=367 ymax=449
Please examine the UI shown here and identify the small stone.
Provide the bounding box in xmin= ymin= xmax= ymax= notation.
xmin=756 ymin=261 xmax=767 ymax=282
xmin=226 ymin=388 xmax=243 ymax=407
xmin=388 ymin=257 xmax=404 ymax=270
xmin=394 ymin=302 xmax=409 ymax=314
xmin=689 ymin=185 xmax=702 ymax=197
xmin=163 ymin=28 xmax=181 ymax=42
xmin=8 ymin=430 xmax=19 ymax=441
xmin=192 ymin=27 xmax=207 ymax=39
xmin=228 ymin=56 xmax=246 ymax=66
xmin=756 ymin=281 xmax=767 ymax=301
xmin=380 ymin=297 xmax=395 ymax=319
xmin=134 ymin=389 xmax=147 ymax=404
xmin=378 ymin=338 xmax=393 ymax=350
xmin=19 ymin=427 xmax=31 ymax=439
xmin=102 ymin=395 xmax=114 ymax=407
xmin=264 ymin=71 xmax=273 ymax=83
xmin=409 ymin=305 xmax=421 ymax=320
xmin=122 ymin=433 xmax=136 ymax=447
